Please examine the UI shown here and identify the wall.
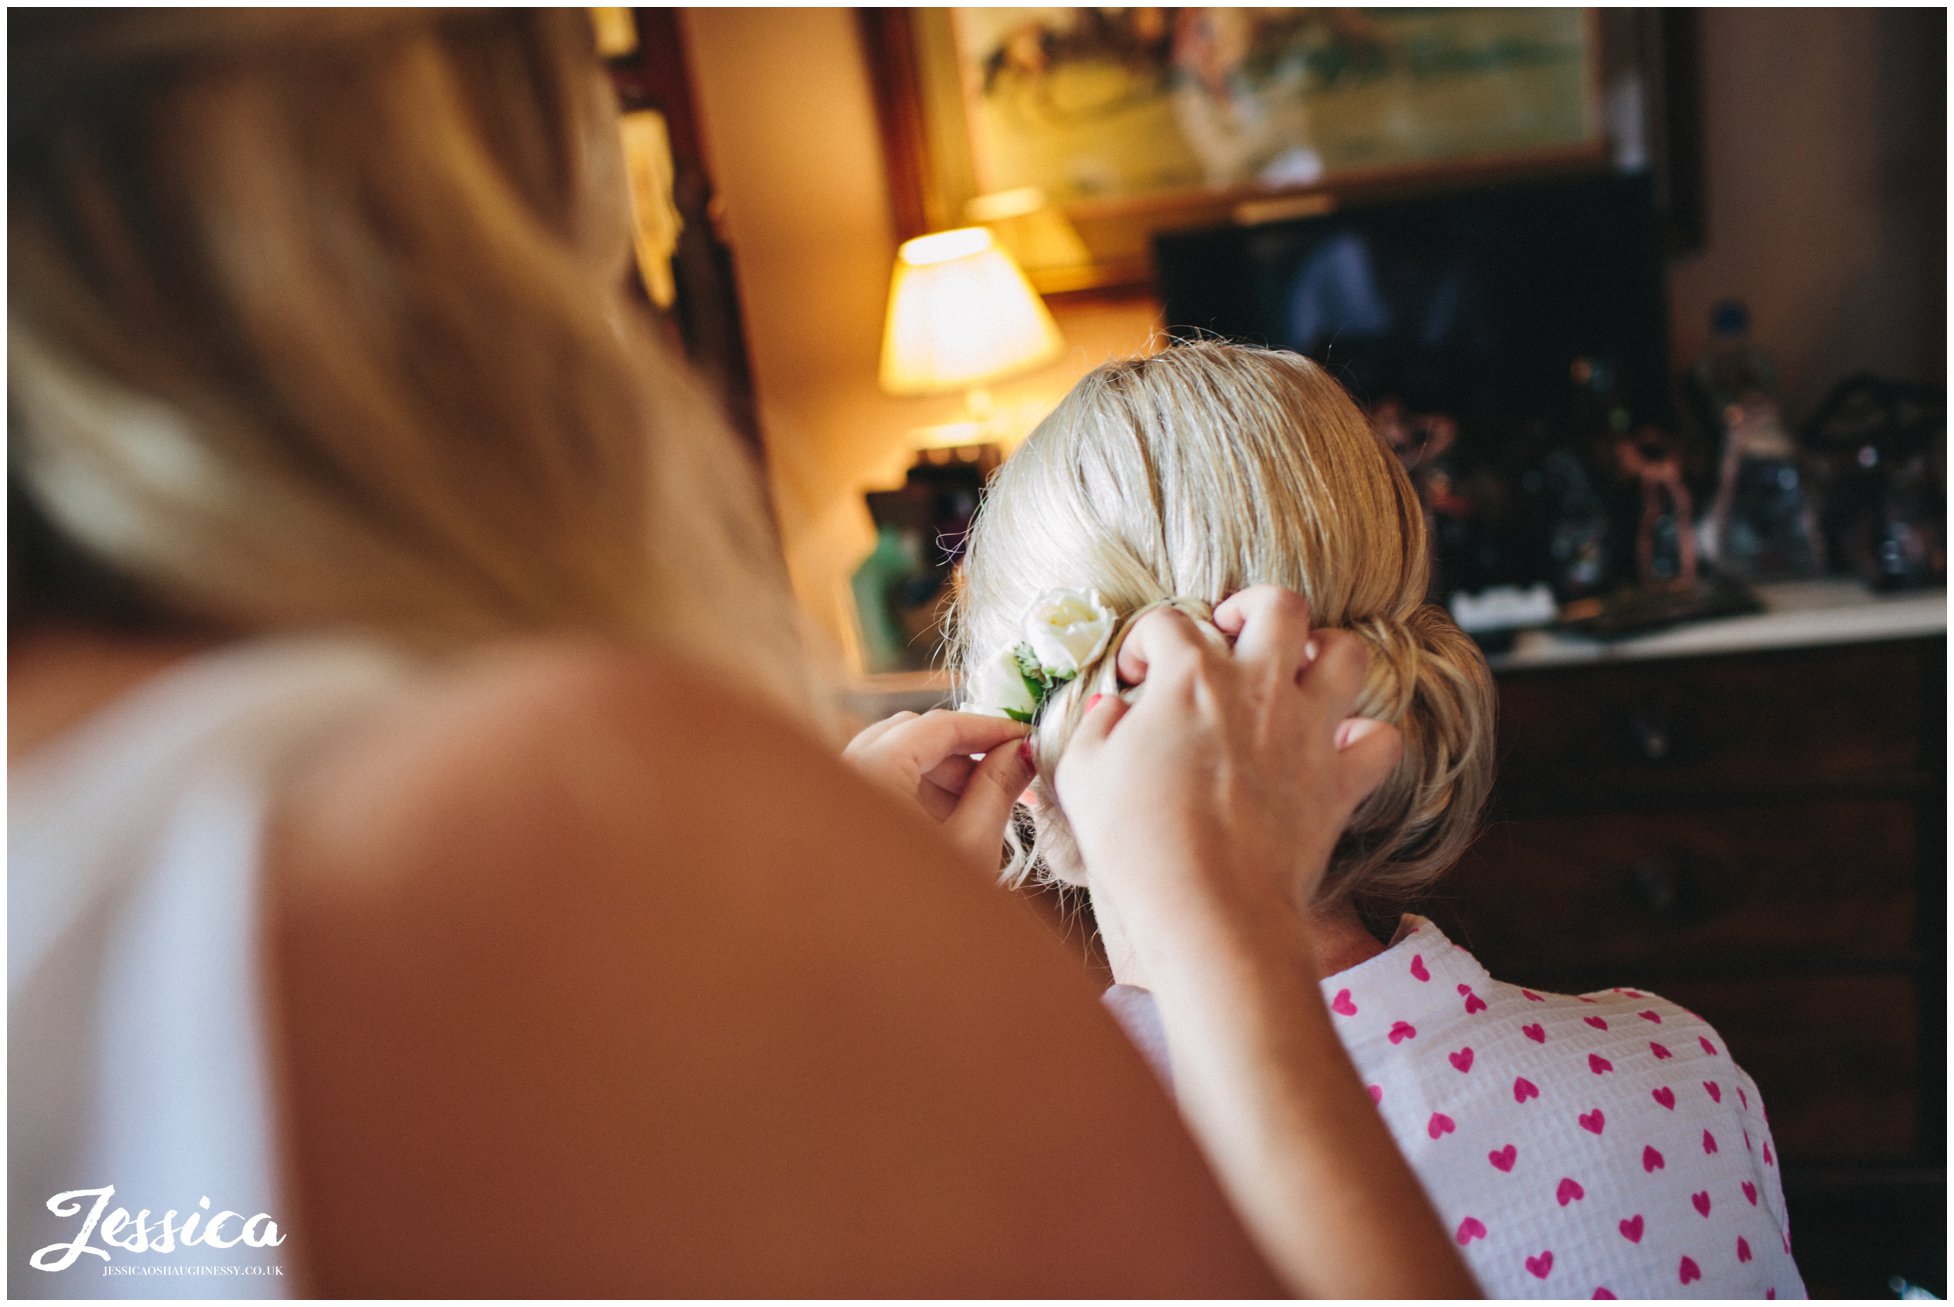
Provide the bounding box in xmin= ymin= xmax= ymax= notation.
xmin=683 ymin=8 xmax=1943 ymax=660
xmin=682 ymin=8 xmax=1156 ymax=660
xmin=1667 ymin=7 xmax=1945 ymax=413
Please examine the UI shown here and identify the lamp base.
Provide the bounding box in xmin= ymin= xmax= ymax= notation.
xmin=910 ymin=440 xmax=1001 ymax=479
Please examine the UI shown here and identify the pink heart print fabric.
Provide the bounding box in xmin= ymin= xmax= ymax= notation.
xmin=1103 ymin=915 xmax=1805 ymax=1299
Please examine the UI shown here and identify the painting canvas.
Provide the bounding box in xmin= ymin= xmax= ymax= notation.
xmin=874 ymin=8 xmax=1604 ymax=291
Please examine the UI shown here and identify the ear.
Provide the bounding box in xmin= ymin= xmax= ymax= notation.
xmin=1333 ymin=716 xmax=1402 ymax=813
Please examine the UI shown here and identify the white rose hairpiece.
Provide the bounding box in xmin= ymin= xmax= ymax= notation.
xmin=963 ymin=587 xmax=1116 ymax=723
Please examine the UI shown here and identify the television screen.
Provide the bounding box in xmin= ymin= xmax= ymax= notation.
xmin=1154 ymin=171 xmax=1673 ymax=446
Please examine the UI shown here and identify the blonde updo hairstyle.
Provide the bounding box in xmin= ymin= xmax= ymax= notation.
xmin=952 ymin=341 xmax=1496 ymax=910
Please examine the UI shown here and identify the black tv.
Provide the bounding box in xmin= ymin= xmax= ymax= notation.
xmin=1154 ymin=171 xmax=1673 ymax=446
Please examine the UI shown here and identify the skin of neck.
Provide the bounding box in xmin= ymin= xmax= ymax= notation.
xmin=1093 ymin=883 xmax=1388 ymax=992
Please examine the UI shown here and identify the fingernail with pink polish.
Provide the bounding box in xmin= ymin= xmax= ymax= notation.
xmin=1017 ymin=739 xmax=1035 ymax=771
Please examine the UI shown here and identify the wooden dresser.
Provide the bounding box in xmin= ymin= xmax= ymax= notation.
xmin=1421 ymin=584 xmax=1945 ymax=1299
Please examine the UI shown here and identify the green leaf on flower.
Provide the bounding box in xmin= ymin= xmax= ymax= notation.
xmin=1011 ymin=642 xmax=1048 ymax=685
xmin=1009 ymin=642 xmax=1046 ymax=707
xmin=1007 ymin=641 xmax=1085 ymax=723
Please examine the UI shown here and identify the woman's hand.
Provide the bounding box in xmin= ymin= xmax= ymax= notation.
xmin=1056 ymin=586 xmax=1400 ymax=976
xmin=1050 ymin=585 xmax=1475 ymax=1299
xmin=843 ymin=709 xmax=1034 ymax=869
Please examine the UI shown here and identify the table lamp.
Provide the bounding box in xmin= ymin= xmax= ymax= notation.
xmin=878 ymin=226 xmax=1063 ymax=446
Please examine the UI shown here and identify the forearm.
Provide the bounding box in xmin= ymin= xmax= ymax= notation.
xmin=1054 ymin=591 xmax=1478 ymax=1296
xmin=1142 ymin=919 xmax=1481 ymax=1299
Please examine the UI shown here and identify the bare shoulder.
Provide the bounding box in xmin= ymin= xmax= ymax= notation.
xmin=272 ymin=638 xmax=835 ymax=902
xmin=267 ymin=639 xmax=1274 ymax=1297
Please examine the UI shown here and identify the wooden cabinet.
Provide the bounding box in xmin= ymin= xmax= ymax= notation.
xmin=1438 ymin=799 xmax=1919 ymax=972
xmin=1489 ymin=641 xmax=1928 ymax=799
xmin=1423 ymin=635 xmax=1945 ymax=1298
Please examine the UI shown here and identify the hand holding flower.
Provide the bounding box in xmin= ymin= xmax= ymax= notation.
xmin=842 ymin=709 xmax=1034 ymax=870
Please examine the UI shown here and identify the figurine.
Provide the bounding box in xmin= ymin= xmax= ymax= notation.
xmin=1612 ymin=425 xmax=1699 ymax=590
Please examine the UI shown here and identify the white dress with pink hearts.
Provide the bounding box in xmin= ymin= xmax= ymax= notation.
xmin=1103 ymin=915 xmax=1806 ymax=1299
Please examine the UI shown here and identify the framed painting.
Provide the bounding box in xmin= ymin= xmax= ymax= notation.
xmin=864 ymin=8 xmax=1608 ymax=294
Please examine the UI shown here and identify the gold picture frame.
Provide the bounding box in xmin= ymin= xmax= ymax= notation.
xmin=864 ymin=8 xmax=1608 ymax=296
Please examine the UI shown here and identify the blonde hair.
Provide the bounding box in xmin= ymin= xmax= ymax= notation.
xmin=953 ymin=341 xmax=1495 ymax=908
xmin=9 ymin=10 xmax=807 ymax=708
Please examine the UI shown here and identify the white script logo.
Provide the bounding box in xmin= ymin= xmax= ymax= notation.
xmin=30 ymin=1186 xmax=285 ymax=1272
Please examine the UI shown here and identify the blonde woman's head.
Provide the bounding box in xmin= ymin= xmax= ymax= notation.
xmin=953 ymin=341 xmax=1495 ymax=909
xmin=9 ymin=10 xmax=806 ymax=707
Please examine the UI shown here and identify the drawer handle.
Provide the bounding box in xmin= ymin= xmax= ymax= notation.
xmin=1630 ymin=716 xmax=1671 ymax=761
xmin=1628 ymin=858 xmax=1682 ymax=918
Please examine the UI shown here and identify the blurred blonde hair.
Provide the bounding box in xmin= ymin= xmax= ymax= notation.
xmin=953 ymin=341 xmax=1495 ymax=909
xmin=9 ymin=10 xmax=808 ymax=709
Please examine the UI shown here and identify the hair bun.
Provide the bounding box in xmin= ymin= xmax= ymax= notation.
xmin=1333 ymin=604 xmax=1496 ymax=904
xmin=1011 ymin=596 xmax=1494 ymax=901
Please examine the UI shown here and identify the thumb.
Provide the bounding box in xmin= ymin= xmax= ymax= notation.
xmin=943 ymin=740 xmax=1035 ymax=869
xmin=1333 ymin=716 xmax=1403 ymax=810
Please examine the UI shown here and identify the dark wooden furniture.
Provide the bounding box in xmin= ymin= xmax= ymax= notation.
xmin=602 ymin=10 xmax=764 ymax=451
xmin=1423 ymin=635 xmax=1945 ymax=1299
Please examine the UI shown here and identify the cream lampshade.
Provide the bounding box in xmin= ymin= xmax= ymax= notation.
xmin=878 ymin=227 xmax=1063 ymax=403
